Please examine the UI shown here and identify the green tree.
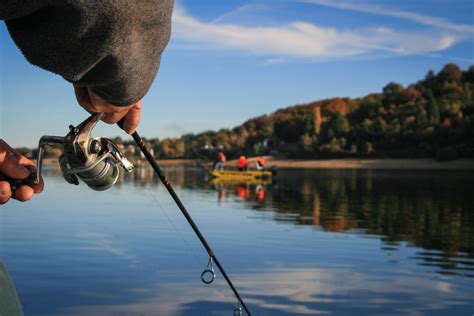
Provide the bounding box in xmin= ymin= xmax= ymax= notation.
xmin=425 ymin=70 xmax=435 ymax=80
xmin=464 ymin=65 xmax=474 ymax=82
xmin=383 ymin=82 xmax=404 ymax=104
xmin=427 ymin=90 xmax=440 ymax=124
xmin=416 ymin=105 xmax=428 ymax=128
xmin=331 ymin=113 xmax=350 ymax=136
xmin=369 ymin=117 xmax=387 ymax=137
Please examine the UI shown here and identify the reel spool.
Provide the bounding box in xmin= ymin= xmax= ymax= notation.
xmin=35 ymin=113 xmax=133 ymax=191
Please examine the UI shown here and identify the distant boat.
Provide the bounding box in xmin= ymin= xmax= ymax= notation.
xmin=208 ymin=169 xmax=273 ymax=181
xmin=209 ymin=176 xmax=272 ymax=186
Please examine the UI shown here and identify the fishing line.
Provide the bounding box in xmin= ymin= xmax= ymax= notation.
xmin=126 ymin=128 xmax=251 ymax=316
xmin=146 ymin=189 xmax=237 ymax=311
xmin=146 ymin=188 xmax=205 ymax=270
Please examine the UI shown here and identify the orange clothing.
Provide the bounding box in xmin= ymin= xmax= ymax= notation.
xmin=237 ymin=156 xmax=248 ymax=170
xmin=218 ymin=152 xmax=226 ymax=163
xmin=257 ymin=187 xmax=265 ymax=202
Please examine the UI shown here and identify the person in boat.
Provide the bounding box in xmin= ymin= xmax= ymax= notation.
xmin=214 ymin=152 xmax=226 ymax=171
xmin=256 ymin=157 xmax=266 ymax=171
xmin=256 ymin=185 xmax=265 ymax=202
xmin=237 ymin=155 xmax=249 ymax=172
xmin=0 ymin=1 xmax=173 ymax=204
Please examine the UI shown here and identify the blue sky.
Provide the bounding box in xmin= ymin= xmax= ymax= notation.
xmin=1 ymin=0 xmax=473 ymax=147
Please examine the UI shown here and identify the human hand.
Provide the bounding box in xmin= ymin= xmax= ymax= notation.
xmin=0 ymin=139 xmax=44 ymax=204
xmin=74 ymin=86 xmax=142 ymax=134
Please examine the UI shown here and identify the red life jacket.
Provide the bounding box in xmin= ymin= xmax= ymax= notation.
xmin=237 ymin=156 xmax=247 ymax=168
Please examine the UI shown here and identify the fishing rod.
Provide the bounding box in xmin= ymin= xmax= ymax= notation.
xmin=33 ymin=113 xmax=251 ymax=315
xmin=126 ymin=127 xmax=251 ymax=316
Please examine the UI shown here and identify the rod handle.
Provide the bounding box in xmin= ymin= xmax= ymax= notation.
xmin=116 ymin=118 xmax=126 ymax=131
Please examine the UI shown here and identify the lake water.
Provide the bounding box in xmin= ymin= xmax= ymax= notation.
xmin=1 ymin=166 xmax=473 ymax=315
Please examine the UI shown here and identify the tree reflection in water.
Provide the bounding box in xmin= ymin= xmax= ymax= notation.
xmin=45 ymin=164 xmax=474 ymax=277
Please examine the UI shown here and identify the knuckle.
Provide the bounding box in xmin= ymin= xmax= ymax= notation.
xmin=134 ymin=102 xmax=143 ymax=110
xmin=0 ymin=151 xmax=14 ymax=167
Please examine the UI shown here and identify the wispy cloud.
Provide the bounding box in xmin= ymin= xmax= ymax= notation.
xmin=302 ymin=0 xmax=474 ymax=34
xmin=264 ymin=57 xmax=287 ymax=66
xmin=211 ymin=4 xmax=269 ymax=24
xmin=171 ymin=4 xmax=463 ymax=61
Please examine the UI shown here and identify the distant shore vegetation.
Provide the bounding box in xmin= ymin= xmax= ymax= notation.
xmin=19 ymin=63 xmax=474 ymax=161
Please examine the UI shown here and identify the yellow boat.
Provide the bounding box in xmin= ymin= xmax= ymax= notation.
xmin=208 ymin=169 xmax=272 ymax=180
xmin=209 ymin=177 xmax=272 ymax=186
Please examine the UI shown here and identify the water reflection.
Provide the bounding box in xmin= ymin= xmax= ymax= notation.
xmin=4 ymin=165 xmax=474 ymax=315
xmin=106 ymin=165 xmax=474 ymax=277
xmin=62 ymin=165 xmax=473 ymax=257
xmin=55 ymin=266 xmax=474 ymax=316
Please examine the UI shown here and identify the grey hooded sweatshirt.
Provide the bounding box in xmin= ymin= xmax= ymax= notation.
xmin=1 ymin=0 xmax=174 ymax=106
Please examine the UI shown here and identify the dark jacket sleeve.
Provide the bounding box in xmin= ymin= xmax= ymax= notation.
xmin=1 ymin=0 xmax=173 ymax=106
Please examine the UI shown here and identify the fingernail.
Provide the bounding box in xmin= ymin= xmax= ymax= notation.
xmin=0 ymin=187 xmax=8 ymax=196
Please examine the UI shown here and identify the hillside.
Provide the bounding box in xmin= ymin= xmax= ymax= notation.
xmin=128 ymin=63 xmax=472 ymax=161
xmin=27 ymin=63 xmax=474 ymax=161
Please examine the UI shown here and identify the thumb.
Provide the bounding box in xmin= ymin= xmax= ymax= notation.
xmin=0 ymin=151 xmax=30 ymax=179
xmin=123 ymin=101 xmax=142 ymax=134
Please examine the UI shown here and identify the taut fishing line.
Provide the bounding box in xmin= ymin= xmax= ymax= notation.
xmin=146 ymin=188 xmax=205 ymax=269
xmin=146 ymin=188 xmax=237 ymax=306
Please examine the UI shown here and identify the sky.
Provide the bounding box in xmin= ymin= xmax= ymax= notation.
xmin=1 ymin=0 xmax=473 ymax=147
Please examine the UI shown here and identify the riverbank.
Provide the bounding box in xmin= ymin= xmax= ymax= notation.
xmin=222 ymin=157 xmax=474 ymax=170
xmin=261 ymin=158 xmax=474 ymax=170
xmin=39 ymin=157 xmax=474 ymax=170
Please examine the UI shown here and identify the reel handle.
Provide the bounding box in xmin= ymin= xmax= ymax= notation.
xmin=34 ymin=136 xmax=65 ymax=184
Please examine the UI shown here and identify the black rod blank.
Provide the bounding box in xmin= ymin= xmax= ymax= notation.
xmin=130 ymin=131 xmax=251 ymax=316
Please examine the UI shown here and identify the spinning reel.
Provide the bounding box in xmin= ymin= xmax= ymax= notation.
xmin=35 ymin=113 xmax=133 ymax=191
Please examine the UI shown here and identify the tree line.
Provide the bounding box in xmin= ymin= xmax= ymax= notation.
xmin=21 ymin=63 xmax=474 ymax=161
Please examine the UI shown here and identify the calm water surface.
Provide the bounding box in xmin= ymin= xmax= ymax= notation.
xmin=1 ymin=166 xmax=473 ymax=315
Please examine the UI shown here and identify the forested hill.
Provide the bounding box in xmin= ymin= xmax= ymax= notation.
xmin=128 ymin=63 xmax=473 ymax=160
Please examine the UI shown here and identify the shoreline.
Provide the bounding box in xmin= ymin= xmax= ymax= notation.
xmin=263 ymin=158 xmax=474 ymax=170
xmin=39 ymin=157 xmax=474 ymax=170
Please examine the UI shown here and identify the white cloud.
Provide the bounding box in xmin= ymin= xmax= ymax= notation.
xmin=264 ymin=57 xmax=287 ymax=66
xmin=171 ymin=4 xmax=463 ymax=61
xmin=211 ymin=4 xmax=269 ymax=24
xmin=302 ymin=0 xmax=474 ymax=34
